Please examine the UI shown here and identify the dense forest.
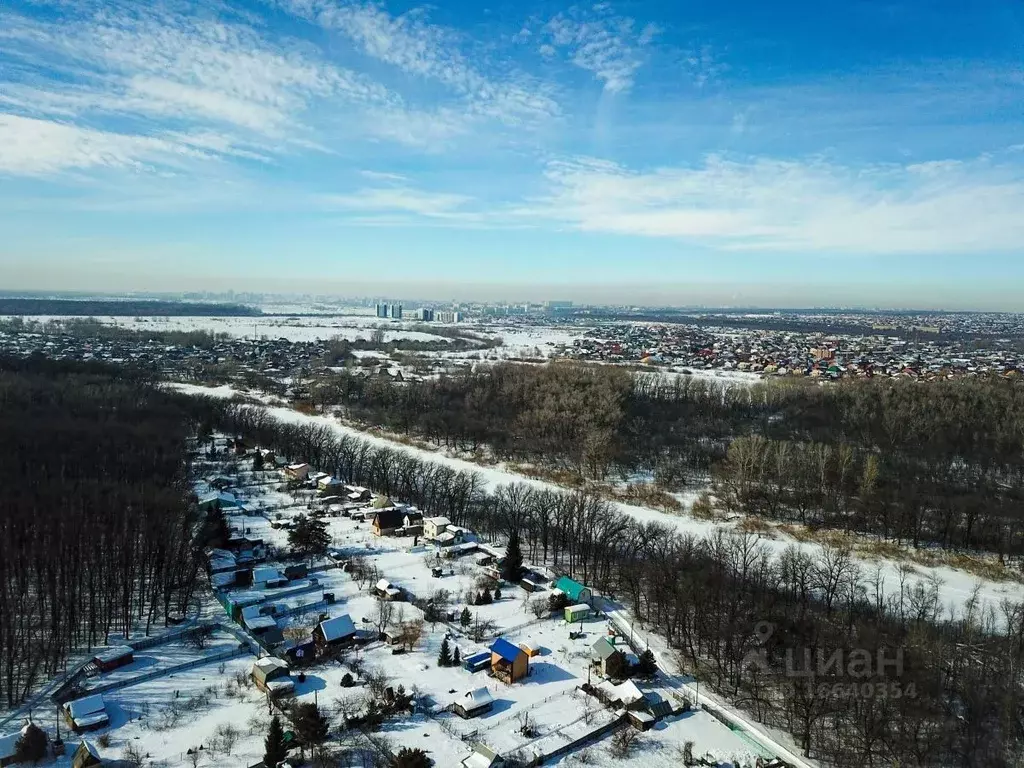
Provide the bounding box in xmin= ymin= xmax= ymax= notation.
xmin=0 ymin=358 xmax=208 ymax=706
xmin=208 ymin=399 xmax=1024 ymax=767
xmin=301 ymin=364 xmax=1024 ymax=561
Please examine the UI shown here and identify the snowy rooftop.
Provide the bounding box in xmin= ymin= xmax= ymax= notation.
xmin=317 ymin=614 xmax=355 ymax=642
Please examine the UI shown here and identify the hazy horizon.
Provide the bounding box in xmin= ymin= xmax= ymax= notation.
xmin=2 ymin=279 xmax=1024 ymax=314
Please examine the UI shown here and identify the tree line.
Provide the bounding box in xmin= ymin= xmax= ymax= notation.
xmin=302 ymin=362 xmax=1024 ymax=559
xmin=0 ymin=357 xmax=208 ymax=706
xmin=205 ymin=397 xmax=1024 ymax=767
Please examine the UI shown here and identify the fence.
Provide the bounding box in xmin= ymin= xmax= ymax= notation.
xmin=74 ymin=646 xmax=248 ymax=700
xmin=533 ymin=712 xmax=627 ymax=765
xmin=127 ymin=621 xmax=218 ymax=652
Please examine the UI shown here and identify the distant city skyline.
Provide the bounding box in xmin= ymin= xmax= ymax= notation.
xmin=2 ymin=0 xmax=1023 ymax=309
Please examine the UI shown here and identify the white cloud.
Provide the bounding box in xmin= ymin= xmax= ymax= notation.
xmin=540 ymin=5 xmax=658 ymax=93
xmin=525 ymin=154 xmax=1024 ymax=254
xmin=0 ymin=114 xmax=206 ymax=176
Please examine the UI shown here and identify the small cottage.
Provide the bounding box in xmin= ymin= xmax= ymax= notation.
xmin=402 ymin=511 xmax=424 ymax=535
xmin=564 ymin=604 xmax=591 ymax=623
xmin=197 ymin=491 xmax=242 ymax=512
xmin=345 ymin=485 xmax=372 ymax=502
xmin=284 ymin=564 xmax=308 ymax=581
xmin=461 ymin=743 xmax=502 ymax=768
xmin=453 ymin=687 xmax=494 ymax=719
xmin=373 ymin=579 xmax=403 ymax=601
xmin=253 ymin=566 xmax=287 ymax=590
xmin=71 ymin=740 xmax=103 ymax=768
xmin=591 ymin=637 xmax=626 ymax=678
xmin=313 ymin=614 xmax=356 ymax=649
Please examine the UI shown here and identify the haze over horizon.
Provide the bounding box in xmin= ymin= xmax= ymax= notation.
xmin=2 ymin=0 xmax=1023 ymax=309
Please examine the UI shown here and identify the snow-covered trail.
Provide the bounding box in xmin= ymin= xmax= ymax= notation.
xmin=171 ymin=382 xmax=1024 ymax=626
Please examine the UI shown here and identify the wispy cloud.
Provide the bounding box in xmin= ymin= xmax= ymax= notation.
xmin=271 ymin=0 xmax=560 ymax=126
xmin=524 ymin=154 xmax=1024 ymax=254
xmin=0 ymin=0 xmax=415 ymax=176
xmin=538 ymin=5 xmax=659 ymax=93
xmin=322 ymin=185 xmax=481 ymax=222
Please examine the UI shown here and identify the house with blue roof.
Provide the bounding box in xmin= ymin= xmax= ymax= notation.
xmin=554 ymin=576 xmax=592 ymax=605
xmin=489 ymin=637 xmax=529 ymax=683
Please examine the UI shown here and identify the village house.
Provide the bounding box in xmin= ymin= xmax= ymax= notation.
xmin=453 ymin=687 xmax=494 ymax=719
xmin=591 ymin=637 xmax=627 ymax=678
xmin=312 ymin=614 xmax=356 ymax=650
xmin=251 ymin=657 xmax=294 ymax=696
xmin=63 ymin=695 xmax=109 ymax=732
xmin=374 ymin=579 xmax=403 ymax=601
xmin=554 ymin=576 xmax=592 ymax=605
xmin=423 ymin=516 xmax=451 ymax=540
xmin=253 ymin=566 xmax=287 ymax=590
xmin=197 ymin=490 xmax=242 ymax=512
xmin=285 ymin=463 xmax=311 ymax=481
xmin=371 ymin=508 xmax=404 ymax=536
xmin=489 ymin=638 xmax=529 ymax=684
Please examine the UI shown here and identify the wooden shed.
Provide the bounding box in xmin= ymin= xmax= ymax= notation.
xmin=71 ymin=740 xmax=103 ymax=768
xmin=92 ymin=645 xmax=134 ymax=673
xmin=251 ymin=657 xmax=294 ymax=696
xmin=453 ymin=687 xmax=494 ymax=719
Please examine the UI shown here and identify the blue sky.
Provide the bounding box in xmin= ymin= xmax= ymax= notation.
xmin=1 ymin=0 xmax=1023 ymax=307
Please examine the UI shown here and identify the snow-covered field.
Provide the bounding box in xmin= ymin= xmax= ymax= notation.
xmin=1 ymin=314 xmax=454 ymax=343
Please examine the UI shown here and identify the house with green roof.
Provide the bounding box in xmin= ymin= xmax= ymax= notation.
xmin=554 ymin=576 xmax=592 ymax=605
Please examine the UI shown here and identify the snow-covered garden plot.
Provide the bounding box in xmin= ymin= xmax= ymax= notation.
xmin=81 ymin=633 xmax=243 ymax=693
xmin=52 ymin=655 xmax=271 ymax=767
xmin=548 ymin=710 xmax=764 ymax=768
